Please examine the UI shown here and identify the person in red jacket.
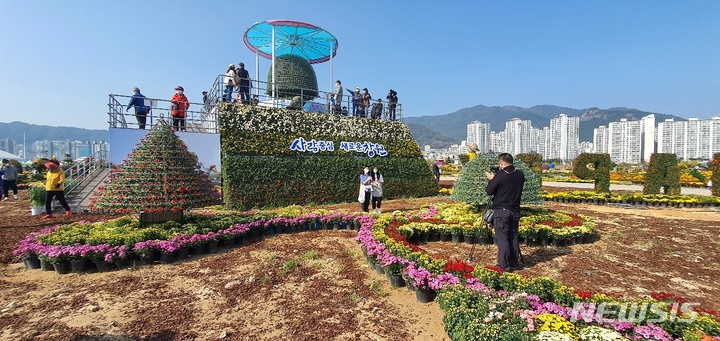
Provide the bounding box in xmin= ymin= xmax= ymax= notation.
xmin=170 ymin=86 xmax=190 ymax=131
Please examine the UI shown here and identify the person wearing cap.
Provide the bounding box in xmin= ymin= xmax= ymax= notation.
xmin=42 ymin=161 xmax=71 ymax=218
xmin=171 ymin=86 xmax=190 ymax=132
xmin=1 ymin=159 xmax=19 ymax=200
xmin=224 ymin=64 xmax=236 ymax=102
xmin=371 ymin=98 xmax=383 ymax=119
xmin=126 ymin=87 xmax=150 ymax=129
xmin=386 ymin=89 xmax=398 ymax=121
xmin=202 ymin=91 xmax=208 ymax=104
xmin=359 ymin=88 xmax=371 ymax=118
xmin=345 ymin=87 xmax=361 ymax=117
xmin=468 ymin=143 xmax=479 ymax=160
xmin=236 ymin=62 xmax=251 ymax=104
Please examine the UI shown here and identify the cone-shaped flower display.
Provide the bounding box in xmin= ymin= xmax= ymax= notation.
xmin=89 ymin=120 xmax=222 ymax=214
xmin=451 ymin=153 xmax=543 ymax=205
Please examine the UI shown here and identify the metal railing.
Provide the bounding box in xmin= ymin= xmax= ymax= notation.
xmin=108 ymin=94 xmax=219 ymax=133
xmin=64 ymin=149 xmax=109 ymax=195
xmin=206 ymin=74 xmax=403 ymax=121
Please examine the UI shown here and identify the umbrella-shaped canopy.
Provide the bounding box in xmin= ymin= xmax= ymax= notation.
xmin=244 ymin=20 xmax=338 ymax=64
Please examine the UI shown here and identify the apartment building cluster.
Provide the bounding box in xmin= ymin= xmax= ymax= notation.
xmin=0 ymin=138 xmax=108 ymax=161
xmin=594 ymin=115 xmax=720 ymax=163
xmin=466 ymin=114 xmax=581 ymax=162
xmin=426 ymin=113 xmax=720 ymax=165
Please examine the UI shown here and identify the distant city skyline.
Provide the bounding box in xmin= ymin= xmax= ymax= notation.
xmin=1 ymin=1 xmax=719 ymax=130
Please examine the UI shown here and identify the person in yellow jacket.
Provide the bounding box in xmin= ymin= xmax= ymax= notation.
xmin=468 ymin=143 xmax=479 ymax=161
xmin=43 ymin=161 xmax=71 ymax=219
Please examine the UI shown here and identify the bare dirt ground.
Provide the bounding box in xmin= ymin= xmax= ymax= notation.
xmin=1 ymin=188 xmax=719 ymax=340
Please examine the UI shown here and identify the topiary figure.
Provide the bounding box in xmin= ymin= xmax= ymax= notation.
xmin=643 ymin=153 xmax=681 ymax=195
xmin=266 ymin=54 xmax=318 ymax=101
xmin=451 ymin=153 xmax=543 ymax=206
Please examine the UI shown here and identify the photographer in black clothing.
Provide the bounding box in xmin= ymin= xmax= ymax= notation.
xmin=485 ymin=153 xmax=525 ymax=271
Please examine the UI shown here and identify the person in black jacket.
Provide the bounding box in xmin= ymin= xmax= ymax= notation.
xmin=485 ymin=153 xmax=525 ymax=271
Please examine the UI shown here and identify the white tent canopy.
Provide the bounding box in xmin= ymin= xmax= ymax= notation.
xmin=0 ymin=150 xmax=25 ymax=162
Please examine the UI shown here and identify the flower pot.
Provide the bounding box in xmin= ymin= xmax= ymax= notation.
xmin=582 ymin=234 xmax=594 ymax=244
xmin=266 ymin=226 xmax=276 ymax=235
xmin=463 ymin=235 xmax=475 ymax=244
xmin=405 ymin=279 xmax=417 ymax=291
xmin=366 ymin=257 xmax=375 ymax=268
xmin=551 ymin=238 xmax=564 ymax=247
xmin=540 ymin=237 xmax=550 ymax=247
xmin=159 ymin=252 xmax=174 ymax=264
xmin=332 ymin=223 xmax=340 ymax=230
xmin=71 ymin=260 xmax=89 ymax=272
xmin=479 ymin=237 xmax=491 ymax=245
xmin=415 ymin=288 xmax=437 ymax=303
xmin=340 ymin=222 xmax=348 ymax=230
xmin=566 ymin=238 xmax=575 ymax=246
xmin=206 ymin=241 xmax=219 ymax=254
xmin=140 ymin=252 xmax=158 ymax=265
xmin=440 ymin=234 xmax=451 ymax=242
xmin=190 ymin=244 xmax=205 ymax=256
xmin=222 ymin=238 xmax=236 ymax=249
xmin=114 ymin=258 xmax=130 ymax=269
xmin=94 ymin=260 xmax=113 ymax=272
xmin=176 ymin=248 xmax=189 ymax=260
xmin=422 ymin=233 xmax=431 ymax=243
xmin=53 ymin=261 xmax=71 ymax=275
xmin=23 ymin=256 xmax=41 ymax=270
xmin=451 ymin=234 xmax=462 ymax=243
xmin=30 ymin=206 xmax=44 ymax=216
xmin=40 ymin=259 xmax=54 ymax=271
xmin=389 ymin=274 xmax=405 ymax=288
xmin=430 ymin=233 xmax=440 ymax=242
xmin=374 ymin=262 xmax=384 ymax=275
xmin=574 ymin=236 xmax=583 ymax=245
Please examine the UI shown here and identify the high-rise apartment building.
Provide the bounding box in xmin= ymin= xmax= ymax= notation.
xmin=466 ymin=121 xmax=491 ymax=153
xmin=504 ymin=118 xmax=534 ymax=155
xmin=594 ymin=114 xmax=655 ymax=163
xmin=593 ymin=126 xmax=609 ymax=153
xmin=608 ymin=118 xmax=642 ymax=163
xmin=657 ymin=117 xmax=720 ymax=160
xmin=548 ymin=114 xmax=580 ymax=161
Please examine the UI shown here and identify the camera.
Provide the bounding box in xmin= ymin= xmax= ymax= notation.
xmin=488 ymin=166 xmax=500 ymax=174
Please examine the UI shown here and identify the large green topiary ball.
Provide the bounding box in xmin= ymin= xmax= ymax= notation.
xmin=451 ymin=153 xmax=543 ymax=206
xmin=266 ymin=54 xmax=319 ymax=101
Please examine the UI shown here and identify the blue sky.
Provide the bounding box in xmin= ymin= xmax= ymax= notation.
xmin=1 ymin=1 xmax=719 ymax=130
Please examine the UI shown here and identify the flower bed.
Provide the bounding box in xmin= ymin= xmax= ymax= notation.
xmin=13 ymin=203 xmax=720 ymax=339
xmin=356 ymin=204 xmax=720 ymax=340
xmin=13 ymin=207 xmax=369 ymax=271
xmin=541 ymin=191 xmax=720 ymax=207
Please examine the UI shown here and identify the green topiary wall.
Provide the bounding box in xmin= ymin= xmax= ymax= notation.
xmin=712 ymin=153 xmax=720 ymax=197
xmin=573 ymin=153 xmax=615 ymax=193
xmin=451 ymin=153 xmax=543 ymax=206
xmin=266 ymin=54 xmax=319 ymax=101
xmin=220 ymin=104 xmax=438 ymax=210
xmin=643 ymin=153 xmax=681 ymax=195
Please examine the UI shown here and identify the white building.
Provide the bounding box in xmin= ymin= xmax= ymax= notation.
xmin=579 ymin=141 xmax=594 ymax=154
xmin=504 ymin=118 xmax=534 ymax=155
xmin=640 ymin=114 xmax=656 ymax=162
xmin=548 ymin=113 xmax=580 ymax=161
xmin=608 ymin=118 xmax=642 ymax=163
xmin=593 ymin=125 xmax=609 ymax=153
xmin=466 ymin=121 xmax=491 ymax=153
xmin=489 ymin=131 xmax=506 ymax=153
xmin=536 ymin=127 xmax=551 ymax=159
xmin=657 ymin=116 xmax=720 ymax=160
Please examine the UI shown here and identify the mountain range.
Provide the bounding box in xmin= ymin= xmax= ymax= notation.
xmin=0 ymin=121 xmax=108 ymax=145
xmin=404 ymin=105 xmax=685 ymax=149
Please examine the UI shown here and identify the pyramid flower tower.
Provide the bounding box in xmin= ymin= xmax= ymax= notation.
xmin=89 ymin=120 xmax=222 ymax=214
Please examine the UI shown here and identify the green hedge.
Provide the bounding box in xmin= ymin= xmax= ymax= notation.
xmin=220 ymin=105 xmax=438 ymax=209
xmin=644 ymin=153 xmax=681 ymax=195
xmin=572 ymin=153 xmax=614 ymax=193
xmin=223 ymin=155 xmax=438 ymax=210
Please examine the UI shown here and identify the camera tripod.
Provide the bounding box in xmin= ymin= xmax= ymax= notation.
xmin=465 ymin=204 xmax=526 ymax=270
